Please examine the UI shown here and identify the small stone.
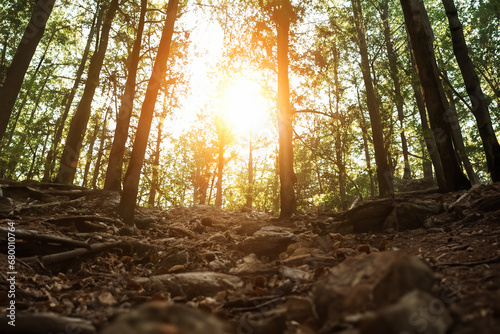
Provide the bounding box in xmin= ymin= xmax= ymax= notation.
xmin=200 ymin=217 xmax=213 ymax=227
xmin=357 ymin=244 xmax=371 ymax=254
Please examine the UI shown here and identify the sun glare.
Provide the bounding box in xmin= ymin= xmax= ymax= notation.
xmin=219 ymin=79 xmax=270 ymax=136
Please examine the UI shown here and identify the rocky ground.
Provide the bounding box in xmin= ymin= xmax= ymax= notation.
xmin=0 ymin=179 xmax=499 ymax=334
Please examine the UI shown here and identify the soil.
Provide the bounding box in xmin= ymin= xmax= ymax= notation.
xmin=0 ymin=179 xmax=499 ymax=333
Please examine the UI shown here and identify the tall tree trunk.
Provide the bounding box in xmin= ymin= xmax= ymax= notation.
xmin=439 ymin=61 xmax=480 ymax=184
xmin=332 ymin=41 xmax=346 ymax=209
xmin=442 ymin=0 xmax=500 ymax=182
xmin=104 ymin=0 xmax=148 ymax=190
xmin=0 ymin=0 xmax=56 ymax=141
xmin=276 ymin=0 xmax=296 ymax=218
xmin=56 ymin=0 xmax=118 ymax=184
xmin=352 ymin=0 xmax=393 ymax=196
xmin=215 ymin=143 xmax=224 ymax=207
xmin=7 ymin=73 xmax=50 ymax=176
xmin=355 ymin=81 xmax=375 ymax=197
xmin=400 ymin=0 xmax=470 ymax=191
xmin=380 ymin=0 xmax=411 ymax=179
xmin=408 ymin=43 xmax=444 ymax=185
xmin=81 ymin=119 xmax=100 ymax=188
xmin=148 ymin=118 xmax=162 ymax=207
xmin=91 ymin=106 xmax=110 ymax=189
xmin=246 ymin=136 xmax=254 ymax=209
xmin=119 ymin=0 xmax=179 ymax=224
xmin=43 ymin=0 xmax=101 ymax=182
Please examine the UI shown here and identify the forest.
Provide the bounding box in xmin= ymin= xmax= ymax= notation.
xmin=0 ymin=0 xmax=498 ymax=220
xmin=0 ymin=0 xmax=500 ymax=333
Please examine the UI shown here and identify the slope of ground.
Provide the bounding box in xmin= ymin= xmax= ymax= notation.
xmin=0 ymin=179 xmax=499 ymax=333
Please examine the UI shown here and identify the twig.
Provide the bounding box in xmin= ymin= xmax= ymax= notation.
xmin=0 ymin=226 xmax=90 ymax=249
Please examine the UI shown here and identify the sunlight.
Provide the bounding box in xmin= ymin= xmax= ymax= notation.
xmin=219 ymin=79 xmax=270 ymax=136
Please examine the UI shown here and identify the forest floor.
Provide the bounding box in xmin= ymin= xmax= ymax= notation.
xmin=0 ymin=179 xmax=499 ymax=334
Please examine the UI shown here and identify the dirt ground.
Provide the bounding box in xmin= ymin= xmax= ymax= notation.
xmin=0 ymin=179 xmax=499 ymax=333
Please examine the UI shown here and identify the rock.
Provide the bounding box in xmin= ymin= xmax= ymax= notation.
xmin=134 ymin=272 xmax=244 ymax=300
xmin=384 ymin=199 xmax=443 ymax=231
xmin=279 ymin=266 xmax=310 ymax=283
xmin=359 ymin=290 xmax=452 ymax=334
xmin=237 ymin=228 xmax=296 ymax=257
xmin=229 ymin=254 xmax=278 ymax=276
xmin=101 ymin=302 xmax=227 ymax=334
xmin=312 ymin=251 xmax=435 ymax=322
xmin=347 ymin=198 xmax=394 ymax=233
xmin=201 ymin=217 xmax=213 ymax=226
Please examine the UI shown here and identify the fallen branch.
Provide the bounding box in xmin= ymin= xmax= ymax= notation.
xmin=0 ymin=226 xmax=90 ymax=249
xmin=21 ymin=241 xmax=121 ymax=266
xmin=437 ymin=255 xmax=500 ymax=267
xmin=0 ymin=312 xmax=96 ymax=334
xmin=46 ymin=215 xmax=123 ymax=226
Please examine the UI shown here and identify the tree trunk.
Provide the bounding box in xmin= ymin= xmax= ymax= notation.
xmin=148 ymin=119 xmax=162 ymax=207
xmin=380 ymin=0 xmax=411 ymax=179
xmin=43 ymin=0 xmax=101 ymax=182
xmin=90 ymin=106 xmax=110 ymax=189
xmin=119 ymin=0 xmax=179 ymax=224
xmin=215 ymin=141 xmax=224 ymax=207
xmin=442 ymin=0 xmax=500 ymax=182
xmin=104 ymin=0 xmax=147 ymax=190
xmin=0 ymin=0 xmax=56 ymax=141
xmin=439 ymin=61 xmax=480 ymax=184
xmin=400 ymin=0 xmax=470 ymax=191
xmin=56 ymin=0 xmax=118 ymax=184
xmin=332 ymin=41 xmax=346 ymax=209
xmin=246 ymin=136 xmax=254 ymax=209
xmin=352 ymin=0 xmax=393 ymax=196
xmin=408 ymin=43 xmax=445 ymax=185
xmin=81 ymin=120 xmax=100 ymax=188
xmin=276 ymin=0 xmax=296 ymax=218
xmin=355 ymin=81 xmax=375 ymax=197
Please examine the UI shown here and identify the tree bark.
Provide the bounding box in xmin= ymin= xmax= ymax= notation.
xmin=276 ymin=0 xmax=296 ymax=218
xmin=439 ymin=61 xmax=480 ymax=184
xmin=400 ymin=0 xmax=470 ymax=191
xmin=43 ymin=0 xmax=101 ymax=182
xmin=148 ymin=118 xmax=162 ymax=207
xmin=246 ymin=136 xmax=254 ymax=209
xmin=104 ymin=0 xmax=148 ymax=190
xmin=442 ymin=0 xmax=500 ymax=182
xmin=90 ymin=106 xmax=110 ymax=189
xmin=0 ymin=0 xmax=56 ymax=141
xmin=215 ymin=142 xmax=224 ymax=207
xmin=380 ymin=0 xmax=411 ymax=179
xmin=56 ymin=0 xmax=118 ymax=184
xmin=119 ymin=0 xmax=179 ymax=224
xmin=352 ymin=0 xmax=393 ymax=196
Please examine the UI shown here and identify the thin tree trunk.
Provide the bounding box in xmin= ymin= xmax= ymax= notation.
xmin=81 ymin=120 xmax=100 ymax=188
xmin=332 ymin=41 xmax=346 ymax=209
xmin=104 ymin=0 xmax=147 ymax=190
xmin=2 ymin=27 xmax=59 ymax=151
xmin=439 ymin=61 xmax=480 ymax=184
xmin=56 ymin=0 xmax=118 ymax=184
xmin=148 ymin=118 xmax=162 ymax=207
xmin=119 ymin=0 xmax=179 ymax=224
xmin=408 ymin=43 xmax=444 ymax=185
xmin=276 ymin=0 xmax=296 ymax=218
xmin=43 ymin=1 xmax=101 ymax=182
xmin=355 ymin=81 xmax=375 ymax=197
xmin=215 ymin=141 xmax=224 ymax=207
xmin=7 ymin=74 xmax=50 ymax=176
xmin=352 ymin=0 xmax=393 ymax=196
xmin=91 ymin=106 xmax=110 ymax=189
xmin=0 ymin=0 xmax=56 ymax=141
xmin=400 ymin=0 xmax=470 ymax=191
xmin=442 ymin=0 xmax=500 ymax=182
xmin=380 ymin=0 xmax=411 ymax=179
xmin=246 ymin=136 xmax=254 ymax=209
